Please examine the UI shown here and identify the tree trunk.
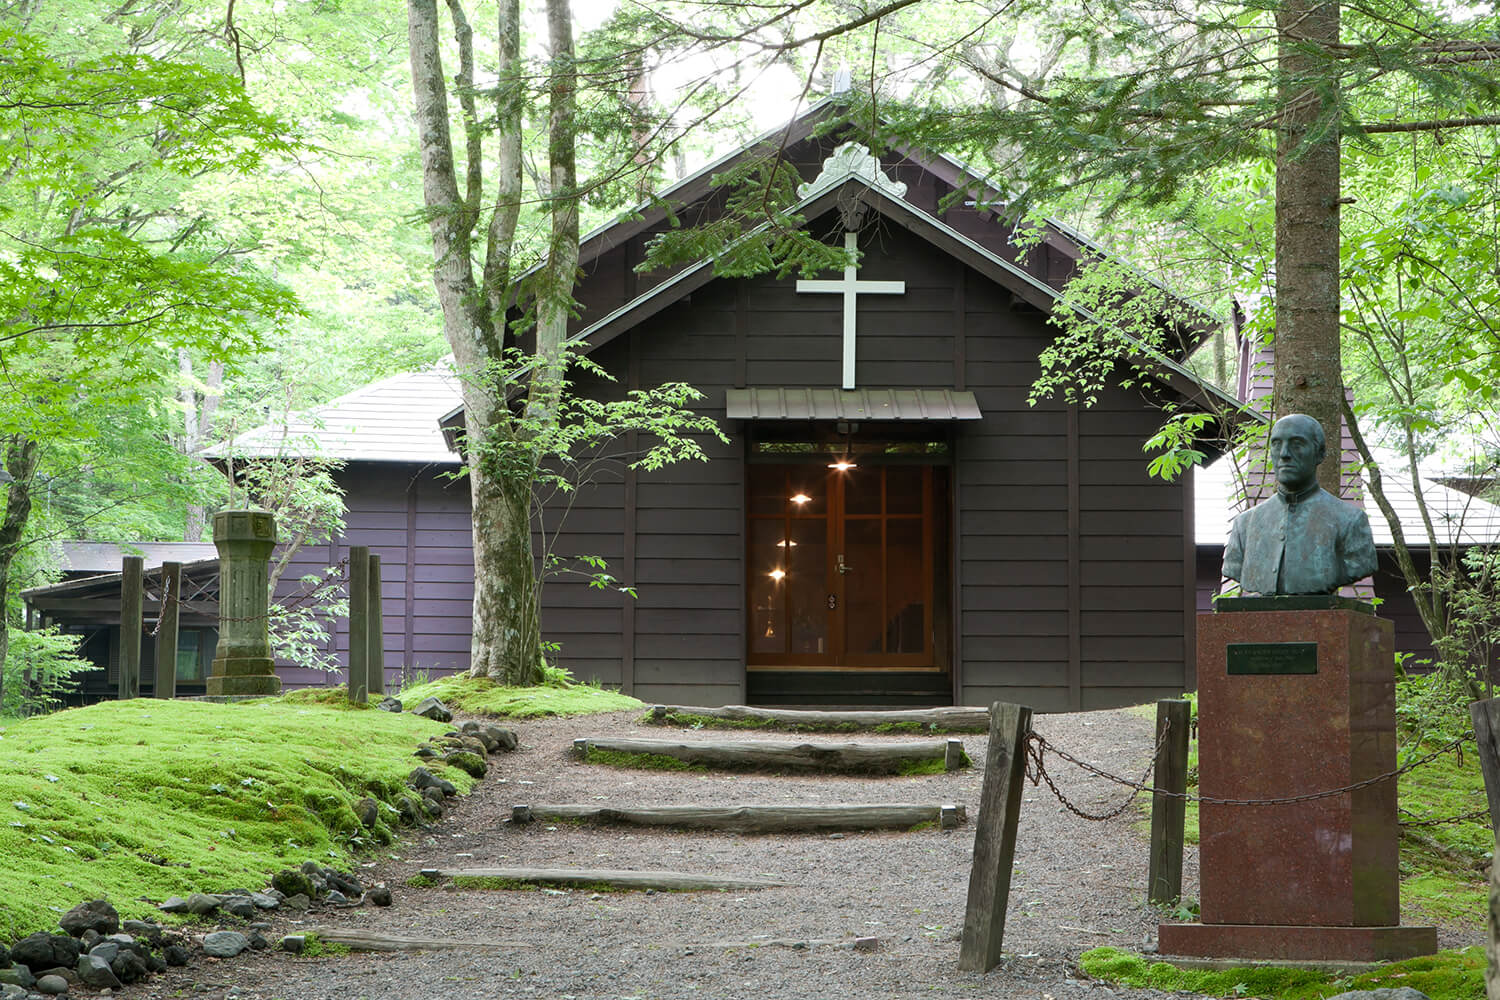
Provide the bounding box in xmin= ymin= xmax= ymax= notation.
xmin=467 ymin=418 xmax=543 ymax=684
xmin=408 ymin=0 xmax=541 ymax=685
xmin=1273 ymin=0 xmax=1342 ymax=492
xmin=0 ymin=436 xmax=41 ymax=705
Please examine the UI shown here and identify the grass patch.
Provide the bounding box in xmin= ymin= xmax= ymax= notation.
xmin=300 ymin=933 xmax=352 ymax=958
xmin=278 ymin=686 xmax=368 ymax=709
xmin=897 ymin=755 xmax=966 ymax=776
xmin=1079 ymin=945 xmax=1484 ymax=1000
xmin=397 ymin=673 xmax=642 ymax=718
xmin=581 ymin=748 xmax=707 ymax=772
xmin=0 ymin=698 xmax=469 ymax=941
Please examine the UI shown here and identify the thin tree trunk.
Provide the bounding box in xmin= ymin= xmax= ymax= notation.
xmin=0 ymin=436 xmax=41 ymax=704
xmin=1273 ymin=0 xmax=1342 ymax=493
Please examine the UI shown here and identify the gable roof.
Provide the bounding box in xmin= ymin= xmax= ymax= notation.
xmin=215 ymin=365 xmax=462 ymax=466
xmin=1194 ymin=457 xmax=1500 ymax=548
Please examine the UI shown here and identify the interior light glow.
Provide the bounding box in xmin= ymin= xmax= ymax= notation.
xmin=776 ymin=539 xmax=798 ymax=547
xmin=828 ymin=459 xmax=857 ymax=471
xmin=789 ymin=493 xmax=812 ymax=505
xmin=768 ymin=568 xmax=786 ymax=581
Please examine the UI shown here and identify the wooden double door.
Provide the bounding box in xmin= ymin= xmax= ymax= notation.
xmin=747 ymin=462 xmax=949 ymax=669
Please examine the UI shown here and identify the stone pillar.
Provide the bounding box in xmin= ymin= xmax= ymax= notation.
xmin=206 ymin=509 xmax=282 ymax=698
xmin=1158 ymin=597 xmax=1435 ymax=962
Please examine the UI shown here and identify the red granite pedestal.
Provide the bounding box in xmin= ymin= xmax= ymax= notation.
xmin=1157 ymin=605 xmax=1437 ymax=963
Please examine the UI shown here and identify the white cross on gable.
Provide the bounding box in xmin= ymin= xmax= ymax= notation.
xmin=795 ymin=232 xmax=905 ymax=389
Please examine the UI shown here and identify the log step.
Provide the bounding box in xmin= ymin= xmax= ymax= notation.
xmin=574 ymin=736 xmax=969 ymax=772
xmin=420 ymin=867 xmax=792 ymax=891
xmin=648 ymin=703 xmax=989 ymax=732
xmin=510 ymin=802 xmax=966 ymax=833
xmin=307 ymin=928 xmax=532 ymax=952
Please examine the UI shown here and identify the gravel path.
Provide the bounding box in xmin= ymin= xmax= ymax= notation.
xmin=122 ymin=707 xmax=1477 ymax=1000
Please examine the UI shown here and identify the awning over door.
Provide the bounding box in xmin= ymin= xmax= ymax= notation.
xmin=726 ymin=388 xmax=982 ymax=421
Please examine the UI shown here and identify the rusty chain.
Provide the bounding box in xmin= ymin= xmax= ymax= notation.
xmin=1021 ymin=715 xmax=1173 ymax=821
xmin=1025 ymin=726 xmax=1478 ymax=821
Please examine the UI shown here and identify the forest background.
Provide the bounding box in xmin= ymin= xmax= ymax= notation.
xmin=4 ymin=0 xmax=1499 ymax=704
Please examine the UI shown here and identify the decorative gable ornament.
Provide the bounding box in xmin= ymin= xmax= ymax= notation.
xmin=797 ymin=142 xmax=908 ymax=200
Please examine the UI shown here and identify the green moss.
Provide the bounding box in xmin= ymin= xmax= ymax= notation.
xmin=405 ymin=873 xmax=439 ymax=888
xmin=0 ymin=698 xmax=469 ymax=941
xmin=277 ymin=686 xmax=368 ymax=709
xmin=581 ymin=749 xmax=707 ymax=772
xmin=1080 ymin=945 xmax=1484 ymax=1000
xmin=299 ymin=933 xmax=351 ymax=958
xmin=896 ymin=757 xmax=958 ymax=776
xmin=397 ymin=674 xmax=642 ymax=718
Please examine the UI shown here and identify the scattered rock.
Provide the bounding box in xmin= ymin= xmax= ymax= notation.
xmin=421 ymin=787 xmax=445 ymax=818
xmin=221 ymin=896 xmax=256 ymax=919
xmin=158 ymin=896 xmax=190 ymax=914
xmin=364 ymin=887 xmax=392 ymax=907
xmin=248 ymin=892 xmax=281 ymax=911
xmin=202 ymin=931 xmax=249 ymax=959
xmin=1327 ymin=991 xmax=1433 ymax=1000
xmin=110 ymin=948 xmax=148 ymax=984
xmin=0 ymin=965 xmax=34 ymax=989
xmin=77 ymin=953 xmax=122 ymax=990
xmin=35 ymin=973 xmax=67 ymax=995
xmin=277 ymin=935 xmax=305 ymax=955
xmin=410 ymin=696 xmax=452 ymax=722
xmin=396 ymin=796 xmax=421 ymax=824
xmin=60 ymin=899 xmax=120 ymax=937
xmin=184 ymin=893 xmax=221 ymax=916
xmin=409 ymin=767 xmax=457 ymax=796
xmin=354 ymin=797 xmax=380 ymax=828
xmin=121 ymin=920 xmax=162 ymax=945
xmin=77 ymin=929 xmax=100 ymax=953
xmin=86 ymin=942 xmax=119 ymax=966
xmin=270 ymin=869 xmax=316 ymax=899
xmin=35 ymin=966 xmax=79 ymax=987
xmin=484 ymin=726 xmax=518 ymax=752
xmin=444 ymin=751 xmax=487 ymax=778
xmin=299 ymin=860 xmax=321 ymax=876
xmin=0 ymin=983 xmax=24 ymax=1000
xmin=103 ymin=933 xmax=140 ymax=956
xmin=248 ymin=932 xmax=269 ymax=951
xmin=163 ymin=945 xmax=190 ymax=968
xmin=281 ymin=894 xmax=311 ymax=912
xmin=325 ymin=869 xmax=363 ymax=897
xmin=413 ymin=744 xmax=440 ymax=759
xmin=324 ymin=889 xmax=350 ymax=905
xmin=10 ymin=932 xmax=56 ymax=971
xmin=0 ymin=947 xmax=8 ymax=970
xmin=376 ymin=696 xmax=403 ymax=712
xmin=147 ymin=952 xmax=167 ymax=973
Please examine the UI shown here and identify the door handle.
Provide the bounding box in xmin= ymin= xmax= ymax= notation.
xmin=837 ymin=554 xmax=852 ymax=574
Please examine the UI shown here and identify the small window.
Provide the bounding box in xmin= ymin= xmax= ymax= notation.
xmin=176 ymin=632 xmax=204 ymax=682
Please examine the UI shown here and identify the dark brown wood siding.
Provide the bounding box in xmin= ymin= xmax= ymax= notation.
xmin=533 ymin=214 xmax=1196 ymax=710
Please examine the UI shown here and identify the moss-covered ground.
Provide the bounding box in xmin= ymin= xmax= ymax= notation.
xmin=1080 ymin=944 xmax=1484 ymax=1000
xmin=0 ymin=697 xmax=471 ymax=941
xmin=398 ymin=672 xmax=643 ymax=718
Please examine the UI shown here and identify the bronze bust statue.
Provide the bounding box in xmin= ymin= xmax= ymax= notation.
xmin=1222 ymin=413 xmax=1378 ymax=596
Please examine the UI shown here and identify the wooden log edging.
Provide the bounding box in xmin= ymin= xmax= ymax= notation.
xmin=308 ymin=928 xmax=532 ymax=952
xmin=574 ymin=736 xmax=969 ymax=773
xmin=510 ymin=802 xmax=966 ymax=833
xmin=421 ymin=867 xmax=792 ymax=891
xmin=648 ymin=704 xmax=990 ymax=733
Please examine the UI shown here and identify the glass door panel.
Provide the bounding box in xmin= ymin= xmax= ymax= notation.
xmin=841 ymin=517 xmax=884 ymax=656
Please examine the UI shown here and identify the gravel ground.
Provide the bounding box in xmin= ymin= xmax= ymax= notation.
xmin=122 ymin=707 xmax=1479 ymax=1000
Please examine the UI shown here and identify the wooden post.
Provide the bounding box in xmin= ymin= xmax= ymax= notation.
xmin=1466 ymin=699 xmax=1499 ymax=1000
xmin=348 ymin=545 xmax=369 ymax=703
xmin=119 ymin=556 xmax=143 ymax=700
xmin=1148 ymin=698 xmax=1191 ymax=905
xmin=366 ymin=553 xmax=384 ymax=697
xmin=959 ymin=701 xmax=1032 ymax=973
xmin=1471 ymin=699 xmax=1500 ymax=836
xmin=154 ymin=562 xmax=182 ymax=700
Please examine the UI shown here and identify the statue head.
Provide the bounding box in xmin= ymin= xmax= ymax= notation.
xmin=1268 ymin=413 xmax=1325 ymax=494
